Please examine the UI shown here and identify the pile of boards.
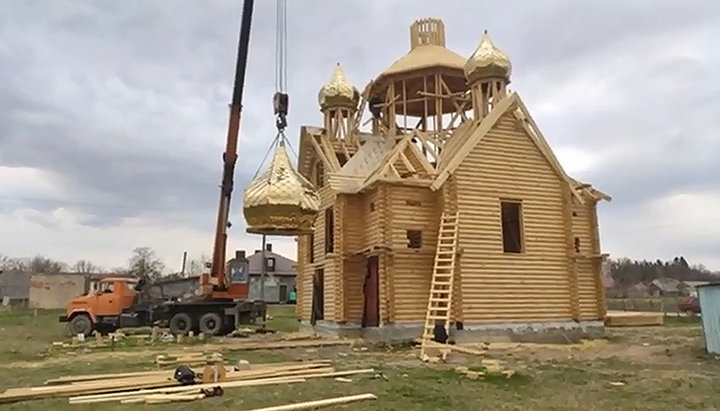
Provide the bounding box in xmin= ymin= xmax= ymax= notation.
xmin=0 ymin=360 xmax=374 ymax=405
xmin=155 ymin=351 xmax=224 ymax=367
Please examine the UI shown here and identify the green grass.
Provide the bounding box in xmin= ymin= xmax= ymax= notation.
xmin=266 ymin=304 xmax=299 ymax=332
xmin=3 ymin=307 xmax=720 ymax=410
xmin=663 ymin=314 xmax=702 ymax=327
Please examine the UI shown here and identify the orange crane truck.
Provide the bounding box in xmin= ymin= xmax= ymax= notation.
xmin=59 ymin=0 xmax=267 ymax=337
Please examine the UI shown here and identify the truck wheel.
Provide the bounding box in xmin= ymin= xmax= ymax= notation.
xmin=169 ymin=313 xmax=193 ymax=335
xmin=198 ymin=312 xmax=223 ymax=336
xmin=68 ymin=314 xmax=93 ymax=336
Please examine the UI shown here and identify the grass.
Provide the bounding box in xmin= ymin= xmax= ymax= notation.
xmin=2 ymin=306 xmax=720 ymax=410
xmin=266 ymin=304 xmax=300 ymax=332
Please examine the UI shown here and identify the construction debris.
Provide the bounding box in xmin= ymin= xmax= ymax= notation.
xmin=466 ymin=371 xmax=481 ymax=380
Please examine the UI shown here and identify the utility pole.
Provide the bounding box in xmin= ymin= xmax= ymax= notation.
xmin=260 ymin=234 xmax=267 ymax=301
xmin=180 ymin=251 xmax=187 ymax=276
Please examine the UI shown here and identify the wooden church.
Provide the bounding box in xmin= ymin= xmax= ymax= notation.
xmin=294 ymin=18 xmax=610 ymax=342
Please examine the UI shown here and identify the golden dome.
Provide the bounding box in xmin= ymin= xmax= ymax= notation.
xmin=379 ymin=18 xmax=466 ymax=78
xmin=318 ymin=63 xmax=359 ymax=110
xmin=464 ymin=31 xmax=512 ymax=84
xmin=243 ymin=142 xmax=320 ymax=236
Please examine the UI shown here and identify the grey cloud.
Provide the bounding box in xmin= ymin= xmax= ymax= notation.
xmin=1 ymin=1 xmax=719 ymax=266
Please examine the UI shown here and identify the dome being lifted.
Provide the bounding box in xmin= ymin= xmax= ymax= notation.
xmin=464 ymin=31 xmax=512 ymax=84
xmin=318 ymin=63 xmax=359 ymax=110
xmin=243 ymin=141 xmax=320 ymax=236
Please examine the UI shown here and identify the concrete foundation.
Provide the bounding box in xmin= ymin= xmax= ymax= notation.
xmin=301 ymin=320 xmax=604 ymax=344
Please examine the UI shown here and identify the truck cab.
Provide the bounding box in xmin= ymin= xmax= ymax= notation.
xmin=60 ymin=277 xmax=139 ymax=336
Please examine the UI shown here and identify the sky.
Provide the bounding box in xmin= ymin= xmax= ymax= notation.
xmin=1 ymin=1 xmax=719 ymax=272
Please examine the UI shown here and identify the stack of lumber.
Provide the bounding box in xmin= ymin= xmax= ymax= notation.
xmin=605 ymin=311 xmax=664 ymax=327
xmin=155 ymin=351 xmax=224 ymax=367
xmin=0 ymin=360 xmax=374 ymax=405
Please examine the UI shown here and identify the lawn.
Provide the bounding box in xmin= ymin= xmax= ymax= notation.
xmin=1 ymin=306 xmax=720 ymax=410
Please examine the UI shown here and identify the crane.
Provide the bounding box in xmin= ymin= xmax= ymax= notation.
xmin=61 ymin=0 xmax=269 ymax=338
xmin=201 ymin=0 xmax=255 ymax=299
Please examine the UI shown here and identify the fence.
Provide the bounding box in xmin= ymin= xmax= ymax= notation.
xmin=607 ymin=297 xmax=686 ymax=315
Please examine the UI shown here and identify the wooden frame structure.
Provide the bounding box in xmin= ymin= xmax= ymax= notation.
xmin=294 ymin=18 xmax=610 ymax=340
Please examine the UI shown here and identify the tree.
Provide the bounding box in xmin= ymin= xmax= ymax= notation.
xmin=185 ymin=254 xmax=210 ymax=277
xmin=28 ymin=256 xmax=66 ymax=274
xmin=128 ymin=247 xmax=165 ymax=282
xmin=0 ymin=255 xmax=26 ymax=271
xmin=73 ymin=260 xmax=101 ymax=274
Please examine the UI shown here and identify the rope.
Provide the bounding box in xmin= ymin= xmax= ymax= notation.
xmin=274 ymin=0 xmax=288 ymax=93
xmin=251 ymin=132 xmax=282 ymax=180
xmin=283 ymin=133 xmax=299 ymax=159
xmin=250 ymin=0 xmax=291 ymax=182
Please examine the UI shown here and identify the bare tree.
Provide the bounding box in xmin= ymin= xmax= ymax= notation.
xmin=28 ymin=255 xmax=66 ymax=274
xmin=128 ymin=247 xmax=165 ymax=282
xmin=0 ymin=255 xmax=26 ymax=271
xmin=186 ymin=254 xmax=211 ymax=277
xmin=73 ymin=259 xmax=101 ymax=274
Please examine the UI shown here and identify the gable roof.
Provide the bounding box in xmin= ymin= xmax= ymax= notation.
xmin=247 ymin=250 xmax=296 ymax=276
xmin=431 ymin=92 xmax=609 ymax=203
xmin=649 ymin=277 xmax=681 ymax=292
xmin=340 ymin=135 xmax=394 ymax=177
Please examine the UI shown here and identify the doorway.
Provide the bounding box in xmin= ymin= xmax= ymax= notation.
xmin=363 ymin=256 xmax=380 ymax=327
xmin=310 ymin=269 xmax=324 ymax=325
xmin=279 ymin=284 xmax=288 ymax=303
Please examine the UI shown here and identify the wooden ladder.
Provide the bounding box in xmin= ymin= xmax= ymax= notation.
xmin=420 ymin=212 xmax=459 ymax=359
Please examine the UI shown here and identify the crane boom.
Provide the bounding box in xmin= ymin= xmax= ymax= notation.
xmin=209 ymin=0 xmax=255 ymax=293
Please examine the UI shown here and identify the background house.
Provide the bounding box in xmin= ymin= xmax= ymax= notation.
xmin=648 ymin=277 xmax=681 ymax=297
xmin=247 ymin=244 xmax=297 ymax=304
xmin=29 ymin=273 xmax=88 ymax=309
xmin=0 ymin=269 xmax=30 ymax=307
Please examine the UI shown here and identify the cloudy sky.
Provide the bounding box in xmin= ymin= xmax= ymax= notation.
xmin=1 ymin=1 xmax=719 ymax=272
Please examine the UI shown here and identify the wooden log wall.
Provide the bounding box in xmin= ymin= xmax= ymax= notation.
xmin=295 ymin=234 xmax=309 ymax=320
xmin=378 ymin=185 xmax=392 ymax=323
xmin=295 ymin=179 xmax=338 ymax=322
xmin=362 ymin=190 xmax=383 ymax=251
xmin=589 ymin=201 xmax=607 ymax=318
xmin=388 ymin=185 xmax=440 ymax=323
xmin=342 ymin=194 xmax=365 ymax=323
xmin=454 ymin=112 xmax=573 ymax=322
xmin=443 ymin=175 xmax=464 ymax=323
xmin=342 ymin=257 xmax=365 ymax=323
xmin=575 ymin=199 xmax=607 ymax=319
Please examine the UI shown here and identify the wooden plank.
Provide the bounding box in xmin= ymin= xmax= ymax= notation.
xmin=70 ymin=377 xmax=307 ymax=404
xmin=248 ymin=393 xmax=377 ymax=411
xmin=69 ymin=369 xmax=375 ymax=405
xmin=223 ymin=339 xmax=354 ymax=351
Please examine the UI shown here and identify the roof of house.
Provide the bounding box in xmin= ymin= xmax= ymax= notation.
xmin=681 ymin=281 xmax=710 ymax=288
xmin=246 ymin=250 xmax=297 ymax=276
xmin=649 ymin=277 xmax=681 ymax=292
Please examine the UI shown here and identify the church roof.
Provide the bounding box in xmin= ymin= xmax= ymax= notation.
xmin=380 ymin=44 xmax=466 ymax=79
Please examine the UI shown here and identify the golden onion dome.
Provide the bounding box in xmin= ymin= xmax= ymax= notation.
xmin=464 ymin=31 xmax=512 ymax=84
xmin=318 ymin=63 xmax=359 ymax=110
xmin=243 ymin=142 xmax=320 ymax=236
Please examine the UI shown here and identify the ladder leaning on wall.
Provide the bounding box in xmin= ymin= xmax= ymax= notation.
xmin=420 ymin=212 xmax=459 ymax=359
